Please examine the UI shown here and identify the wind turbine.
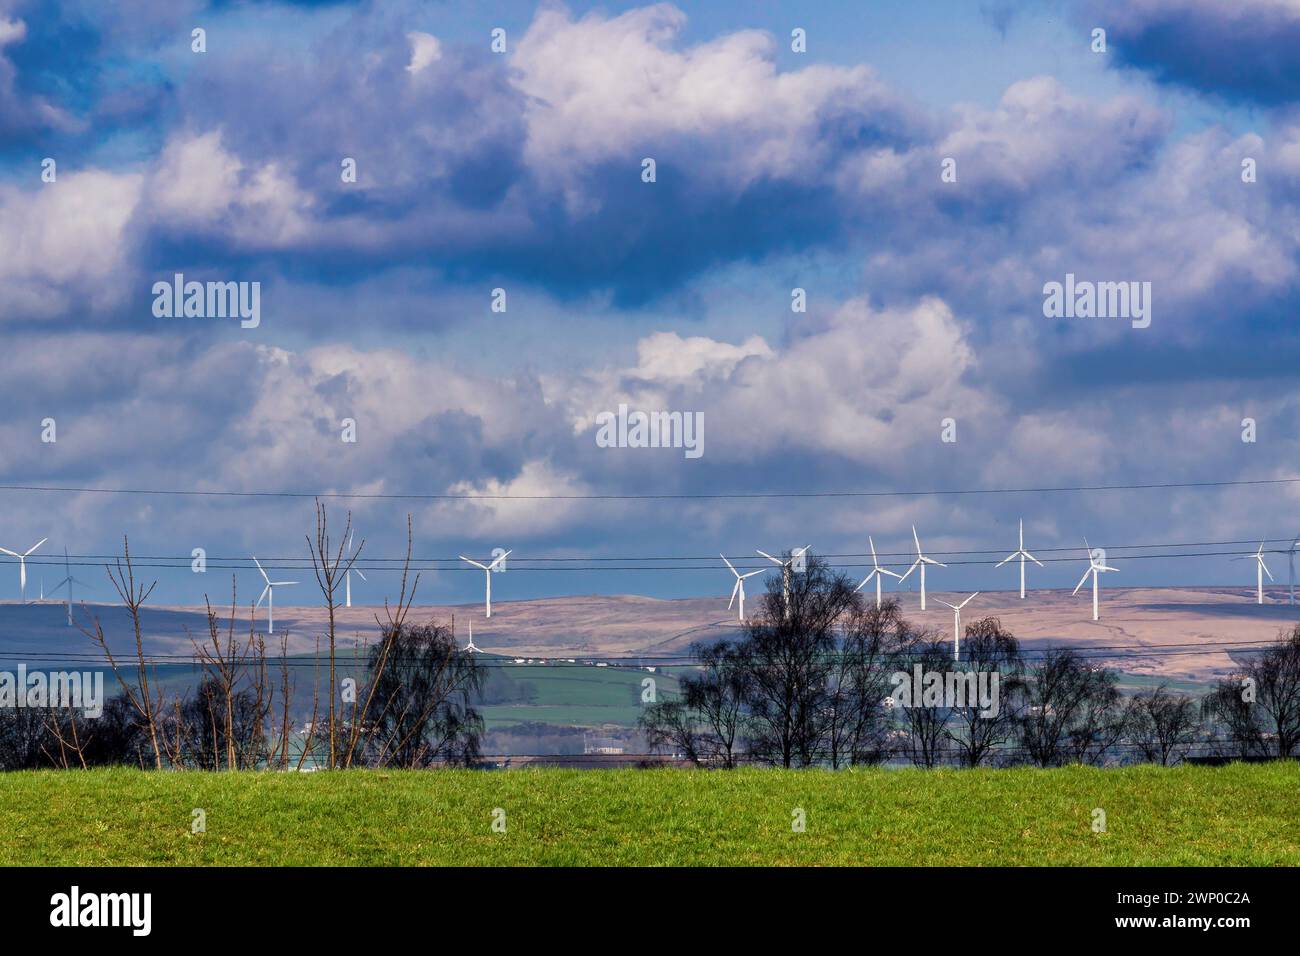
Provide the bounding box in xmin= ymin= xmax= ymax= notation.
xmin=0 ymin=538 xmax=47 ymax=603
xmin=995 ymin=518 xmax=1042 ymax=599
xmin=52 ymin=547 xmax=91 ymax=626
xmin=756 ymin=546 xmax=810 ymax=612
xmin=253 ymin=557 xmax=297 ymax=634
xmin=900 ymin=526 xmax=946 ymax=610
xmin=1072 ymin=539 xmax=1118 ymax=621
xmin=465 ymin=618 xmax=481 ymax=653
xmin=1233 ymin=541 xmax=1273 ymax=605
xmin=855 ymin=536 xmax=902 ymax=608
xmin=936 ymin=592 xmax=979 ymax=661
xmin=344 ymin=530 xmax=367 ymax=608
xmin=721 ymin=554 xmax=762 ymax=622
xmin=460 ymin=550 xmax=511 ymax=617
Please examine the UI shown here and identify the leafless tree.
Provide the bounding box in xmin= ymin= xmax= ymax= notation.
xmin=79 ymin=536 xmax=163 ymax=768
xmin=1125 ymin=684 xmax=1200 ymax=765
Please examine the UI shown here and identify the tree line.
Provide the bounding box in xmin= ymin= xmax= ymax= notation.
xmin=0 ymin=503 xmax=484 ymax=770
xmin=639 ymin=555 xmax=1300 ymax=768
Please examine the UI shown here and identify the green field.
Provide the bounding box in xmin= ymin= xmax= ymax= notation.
xmin=480 ymin=663 xmax=679 ymax=728
xmin=0 ymin=763 xmax=1295 ymax=866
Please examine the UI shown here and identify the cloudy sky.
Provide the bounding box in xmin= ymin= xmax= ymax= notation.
xmin=2 ymin=0 xmax=1299 ymax=607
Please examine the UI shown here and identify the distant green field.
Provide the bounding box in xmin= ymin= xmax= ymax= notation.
xmin=1 ymin=763 xmax=1294 ymax=866
xmin=77 ymin=655 xmax=679 ymax=730
xmin=481 ymin=663 xmax=678 ymax=728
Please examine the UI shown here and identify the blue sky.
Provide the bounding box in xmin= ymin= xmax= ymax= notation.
xmin=2 ymin=0 xmax=1300 ymax=609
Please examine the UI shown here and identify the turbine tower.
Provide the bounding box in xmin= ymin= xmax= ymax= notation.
xmin=936 ymin=592 xmax=979 ymax=661
xmin=52 ymin=547 xmax=91 ymax=626
xmin=900 ymin=526 xmax=946 ymax=610
xmin=344 ymin=530 xmax=367 ymax=608
xmin=254 ymin=557 xmax=297 ymax=634
xmin=1072 ymin=539 xmax=1118 ymax=621
xmin=855 ymin=536 xmax=902 ymax=608
xmin=722 ymin=554 xmax=762 ymax=621
xmin=995 ymin=519 xmax=1042 ymax=599
xmin=1233 ymin=541 xmax=1273 ymax=605
xmin=0 ymin=537 xmax=47 ymax=603
xmin=460 ymin=550 xmax=511 ymax=617
xmin=756 ymin=546 xmax=810 ymax=612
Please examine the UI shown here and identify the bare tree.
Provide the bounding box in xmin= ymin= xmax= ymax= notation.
xmin=944 ymin=617 xmax=1024 ymax=768
xmin=825 ymin=599 xmax=919 ymax=767
xmin=641 ymin=639 xmax=752 ymax=767
xmin=1125 ymin=684 xmax=1200 ymax=765
xmin=1019 ymin=648 xmax=1124 ymax=768
xmin=896 ymin=639 xmax=953 ymax=768
xmin=80 ymin=536 xmax=163 ymax=768
xmin=306 ymin=500 xmax=361 ymax=769
xmin=1203 ymin=626 xmax=1300 ymax=758
xmin=742 ymin=555 xmax=857 ymax=767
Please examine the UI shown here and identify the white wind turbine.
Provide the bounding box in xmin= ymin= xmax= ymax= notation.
xmin=722 ymin=554 xmax=763 ymax=622
xmin=254 ymin=557 xmax=297 ymax=634
xmin=936 ymin=592 xmax=979 ymax=661
xmin=0 ymin=537 xmax=47 ymax=603
xmin=996 ymin=519 xmax=1043 ymax=599
xmin=344 ymin=530 xmax=367 ymax=608
xmin=855 ymin=536 xmax=902 ymax=608
xmin=1072 ymin=539 xmax=1118 ymax=621
xmin=900 ymin=526 xmax=946 ymax=610
xmin=460 ymin=550 xmax=511 ymax=617
xmin=465 ymin=618 xmax=481 ymax=653
xmin=52 ymin=547 xmax=92 ymax=627
xmin=1233 ymin=541 xmax=1273 ymax=605
xmin=756 ymin=546 xmax=810 ymax=612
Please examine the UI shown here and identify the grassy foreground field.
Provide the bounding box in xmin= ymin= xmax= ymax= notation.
xmin=0 ymin=763 xmax=1296 ymax=866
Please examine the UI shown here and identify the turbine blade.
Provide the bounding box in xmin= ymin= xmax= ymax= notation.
xmin=728 ymin=580 xmax=740 ymax=610
xmin=273 ymin=581 xmax=298 ymax=586
xmin=899 ymin=560 xmax=920 ymax=582
xmin=869 ymin=536 xmax=879 ymax=566
xmin=24 ymin=538 xmax=47 ymax=556
xmin=460 ymin=556 xmax=489 ymax=570
xmin=1024 ymin=551 xmax=1044 ymax=567
xmin=936 ymin=600 xmax=956 ymax=610
xmin=355 ymin=569 xmax=367 ymax=581
xmin=1072 ymin=569 xmax=1091 ymax=596
xmin=1263 ymin=563 xmax=1274 ymax=582
xmin=256 ymin=584 xmax=270 ymax=608
xmin=756 ymin=550 xmax=781 ymax=565
xmin=881 ymin=569 xmax=903 ymax=579
xmin=721 ymin=554 xmax=738 ymax=575
xmin=489 ymin=549 xmax=513 ymax=569
xmin=959 ymin=592 xmax=979 ymax=608
xmin=912 ymin=525 xmax=921 ymax=555
xmin=0 ymin=547 xmax=18 ymax=558
xmin=995 ymin=553 xmax=1017 ymax=568
xmin=253 ymin=557 xmax=270 ymax=584
xmin=926 ymin=558 xmax=948 ymax=568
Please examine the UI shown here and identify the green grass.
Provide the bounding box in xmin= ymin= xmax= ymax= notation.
xmin=1 ymin=763 xmax=1296 ymax=866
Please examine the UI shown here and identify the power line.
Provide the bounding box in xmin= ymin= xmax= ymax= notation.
xmin=0 ymin=639 xmax=1279 ymax=667
xmin=1 ymin=474 xmax=1299 ymax=501
xmin=19 ymin=536 xmax=1300 ymax=564
xmin=9 ymin=547 xmax=1297 ymax=573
